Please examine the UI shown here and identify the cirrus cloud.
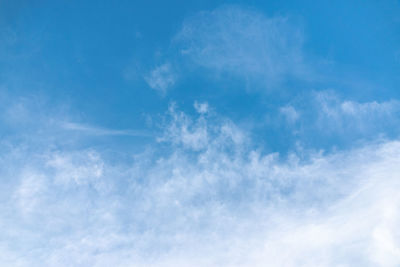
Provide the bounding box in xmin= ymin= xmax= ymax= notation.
xmin=1 ymin=102 xmax=400 ymax=266
xmin=175 ymin=6 xmax=312 ymax=88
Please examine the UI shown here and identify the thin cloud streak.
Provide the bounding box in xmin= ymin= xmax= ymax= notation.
xmin=61 ymin=122 xmax=152 ymax=137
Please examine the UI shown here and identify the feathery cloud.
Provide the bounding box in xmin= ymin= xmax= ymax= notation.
xmin=175 ymin=6 xmax=311 ymax=88
xmin=2 ymin=103 xmax=400 ymax=266
xmin=145 ymin=63 xmax=177 ymax=94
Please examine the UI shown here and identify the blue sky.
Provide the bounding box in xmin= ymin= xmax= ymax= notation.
xmin=1 ymin=1 xmax=400 ymax=266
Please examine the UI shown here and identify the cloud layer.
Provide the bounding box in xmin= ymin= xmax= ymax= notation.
xmin=2 ymin=102 xmax=400 ymax=266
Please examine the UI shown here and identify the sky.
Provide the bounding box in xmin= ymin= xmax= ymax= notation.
xmin=1 ymin=0 xmax=400 ymax=266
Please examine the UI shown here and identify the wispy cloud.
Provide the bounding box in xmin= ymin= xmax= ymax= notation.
xmin=175 ymin=6 xmax=311 ymax=88
xmin=280 ymin=105 xmax=300 ymax=124
xmin=61 ymin=122 xmax=151 ymax=137
xmin=144 ymin=63 xmax=177 ymax=94
xmin=2 ymin=3 xmax=400 ymax=266
xmin=2 ymin=103 xmax=400 ymax=266
xmin=277 ymin=91 xmax=400 ymax=144
xmin=314 ymin=91 xmax=400 ymax=133
xmin=194 ymin=101 xmax=209 ymax=114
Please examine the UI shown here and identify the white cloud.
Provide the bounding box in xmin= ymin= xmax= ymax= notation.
xmin=194 ymin=101 xmax=209 ymax=114
xmin=145 ymin=63 xmax=176 ymax=93
xmin=13 ymin=171 xmax=47 ymax=215
xmin=314 ymin=91 xmax=400 ymax=133
xmin=277 ymin=91 xmax=400 ymax=143
xmin=1 ymin=103 xmax=400 ymax=266
xmin=157 ymin=103 xmax=244 ymax=151
xmin=280 ymin=105 xmax=300 ymax=124
xmin=46 ymin=150 xmax=105 ymax=187
xmin=61 ymin=122 xmax=150 ymax=137
xmin=340 ymin=99 xmax=397 ymax=116
xmin=175 ymin=6 xmax=311 ymax=87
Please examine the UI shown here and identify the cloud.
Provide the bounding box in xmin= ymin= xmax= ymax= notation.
xmin=2 ymin=103 xmax=400 ymax=266
xmin=144 ymin=63 xmax=177 ymax=93
xmin=194 ymin=101 xmax=209 ymax=114
xmin=61 ymin=122 xmax=151 ymax=137
xmin=2 ymin=3 xmax=399 ymax=266
xmin=175 ymin=6 xmax=311 ymax=87
xmin=157 ymin=103 xmax=244 ymax=151
xmin=276 ymin=91 xmax=400 ymax=145
xmin=0 ymin=93 xmax=151 ymax=150
xmin=280 ymin=105 xmax=300 ymax=124
xmin=313 ymin=91 xmax=400 ymax=134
